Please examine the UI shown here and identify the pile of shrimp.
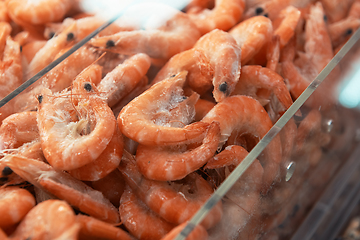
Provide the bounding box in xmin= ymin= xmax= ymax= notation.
xmin=0 ymin=0 xmax=359 ymax=239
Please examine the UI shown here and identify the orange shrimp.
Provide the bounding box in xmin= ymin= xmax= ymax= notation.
xmin=321 ymin=0 xmax=354 ymax=23
xmin=119 ymin=185 xmax=176 ymax=240
xmin=135 ymin=121 xmax=220 ymax=181
xmin=153 ymin=29 xmax=241 ymax=102
xmin=160 ymin=222 xmax=208 ymax=240
xmin=0 ymin=1 xmax=10 ymax=23
xmin=118 ymin=71 xmax=209 ymax=146
xmin=98 ymin=53 xmax=151 ymax=107
xmin=266 ymin=35 xmax=281 ymax=72
xmin=90 ymin=169 xmax=126 ymax=208
xmin=186 ymin=0 xmax=246 ymax=35
xmin=118 ymin=151 xmax=223 ymax=229
xmin=243 ymin=0 xmax=291 ymax=20
xmin=328 ymin=17 xmax=360 ymax=48
xmin=0 ymin=186 xmax=36 ymax=229
xmin=76 ymin=214 xmax=133 ymax=240
xmin=349 ymin=0 xmax=360 ymax=18
xmin=37 ymin=87 xmax=116 ymax=171
xmin=231 ymin=65 xmax=293 ymax=122
xmin=229 ymin=16 xmax=273 ymax=65
xmin=68 ymin=127 xmax=124 ymax=181
xmin=90 ymin=10 xmax=201 ymax=60
xmin=20 ymin=40 xmax=47 ymax=65
xmin=3 ymin=155 xmax=120 ymax=223
xmin=0 ymin=111 xmax=39 ymax=151
xmin=6 ymin=0 xmax=74 ymax=25
xmin=11 ymin=199 xmax=80 ymax=240
xmin=0 ymin=22 xmax=11 ymax=57
xmin=0 ymin=36 xmax=22 ymax=123
xmin=201 ymin=95 xmax=282 ymax=192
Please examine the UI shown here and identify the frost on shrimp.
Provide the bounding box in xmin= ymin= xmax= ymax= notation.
xmin=118 ymin=71 xmax=209 ymax=146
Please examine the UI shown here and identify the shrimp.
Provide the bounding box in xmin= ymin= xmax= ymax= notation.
xmin=0 ymin=111 xmax=39 ymax=151
xmin=230 ymin=65 xmax=293 ymax=122
xmin=90 ymin=169 xmax=126 ymax=208
xmin=98 ymin=53 xmax=151 ymax=107
xmin=229 ymin=16 xmax=273 ymax=65
xmin=321 ymin=0 xmax=354 ymax=23
xmin=90 ymin=9 xmax=201 ymax=60
xmin=6 ymin=0 xmax=74 ymax=25
xmin=118 ymin=71 xmax=209 ymax=146
xmin=37 ymin=87 xmax=116 ymax=171
xmin=328 ymin=17 xmax=360 ymax=48
xmin=119 ymin=185 xmax=176 ymax=240
xmin=67 ymin=127 xmax=124 ymax=181
xmin=153 ymin=29 xmax=241 ymax=102
xmin=20 ymin=40 xmax=47 ymax=65
xmin=0 ymin=1 xmax=10 ymax=23
xmin=0 ymin=36 xmax=22 ymax=123
xmin=11 ymin=199 xmax=80 ymax=240
xmin=266 ymin=35 xmax=281 ymax=72
xmin=118 ymin=151 xmax=223 ymax=229
xmin=186 ymin=0 xmax=246 ymax=35
xmin=0 ymin=22 xmax=11 ymax=57
xmin=160 ymin=222 xmax=208 ymax=240
xmin=194 ymin=98 xmax=216 ymax=121
xmin=3 ymin=155 xmax=120 ymax=223
xmin=201 ymin=95 xmax=282 ymax=192
xmin=76 ymin=214 xmax=133 ymax=240
xmin=135 ymin=121 xmax=220 ymax=181
xmin=243 ymin=0 xmax=291 ymax=20
xmin=349 ymin=0 xmax=360 ymax=18
xmin=0 ymin=186 xmax=36 ymax=229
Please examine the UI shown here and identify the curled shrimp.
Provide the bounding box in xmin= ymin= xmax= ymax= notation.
xmin=229 ymin=16 xmax=273 ymax=65
xmin=119 ymin=151 xmax=223 ymax=229
xmin=328 ymin=17 xmax=360 ymax=48
xmin=6 ymin=0 xmax=74 ymax=25
xmin=90 ymin=7 xmax=201 ymax=60
xmin=321 ymin=0 xmax=354 ymax=23
xmin=0 ymin=186 xmax=36 ymax=229
xmin=118 ymin=71 xmax=209 ymax=146
xmin=161 ymin=221 xmax=208 ymax=240
xmin=201 ymin=95 xmax=283 ymax=192
xmin=3 ymin=155 xmax=120 ymax=223
xmin=98 ymin=53 xmax=151 ymax=107
xmin=186 ymin=0 xmax=245 ymax=35
xmin=11 ymin=199 xmax=80 ymax=240
xmin=153 ymin=29 xmax=241 ymax=102
xmin=37 ymin=87 xmax=116 ymax=171
xmin=0 ymin=111 xmax=39 ymax=151
xmin=119 ymin=185 xmax=176 ymax=240
xmin=76 ymin=214 xmax=133 ymax=240
xmin=231 ymin=65 xmax=293 ymax=122
xmin=135 ymin=121 xmax=220 ymax=181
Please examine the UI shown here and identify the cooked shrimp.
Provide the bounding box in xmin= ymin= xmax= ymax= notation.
xmin=0 ymin=1 xmax=10 ymax=23
xmin=328 ymin=17 xmax=360 ymax=48
xmin=194 ymin=98 xmax=216 ymax=121
xmin=321 ymin=0 xmax=354 ymax=23
xmin=118 ymin=151 xmax=223 ymax=229
xmin=272 ymin=5 xmax=301 ymax=48
xmin=6 ymin=0 xmax=74 ymax=25
xmin=0 ymin=186 xmax=35 ymax=229
xmin=135 ymin=121 xmax=220 ymax=181
xmin=76 ymin=214 xmax=133 ymax=240
xmin=0 ymin=36 xmax=22 ymax=123
xmin=27 ymin=23 xmax=77 ymax=78
xmin=266 ymin=35 xmax=280 ymax=72
xmin=243 ymin=0 xmax=291 ymax=20
xmin=118 ymin=71 xmax=209 ymax=146
xmin=90 ymin=169 xmax=126 ymax=208
xmin=349 ymin=0 xmax=360 ymax=18
xmin=229 ymin=16 xmax=273 ymax=65
xmin=0 ymin=111 xmax=39 ymax=151
xmin=98 ymin=53 xmax=151 ymax=107
xmin=186 ymin=0 xmax=246 ymax=35
xmin=68 ymin=127 xmax=123 ymax=181
xmin=3 ymin=155 xmax=120 ymax=223
xmin=119 ymin=185 xmax=176 ymax=240
xmin=160 ymin=222 xmax=208 ymax=240
xmin=0 ymin=22 xmax=11 ymax=57
xmin=153 ymin=29 xmax=241 ymax=102
xmin=201 ymin=95 xmax=282 ymax=192
xmin=11 ymin=199 xmax=80 ymax=240
xmin=20 ymin=40 xmax=47 ymax=65
xmin=231 ymin=65 xmax=293 ymax=122
xmin=90 ymin=9 xmax=201 ymax=60
xmin=205 ymin=145 xmax=249 ymax=170
xmin=37 ymin=87 xmax=116 ymax=171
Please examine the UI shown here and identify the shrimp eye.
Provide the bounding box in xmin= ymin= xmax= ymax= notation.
xmin=323 ymin=15 xmax=328 ymax=22
xmin=19 ymin=45 xmax=22 ymax=52
xmin=345 ymin=29 xmax=353 ymax=36
xmin=67 ymin=32 xmax=75 ymax=41
xmin=84 ymin=82 xmax=92 ymax=92
xmin=255 ymin=7 xmax=264 ymax=15
xmin=170 ymin=74 xmax=176 ymax=78
xmin=48 ymin=31 xmax=55 ymax=39
xmin=106 ymin=40 xmax=115 ymax=48
xmin=219 ymin=82 xmax=228 ymax=93
xmin=263 ymin=13 xmax=269 ymax=18
xmin=2 ymin=166 xmax=13 ymax=176
xmin=37 ymin=95 xmax=43 ymax=103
